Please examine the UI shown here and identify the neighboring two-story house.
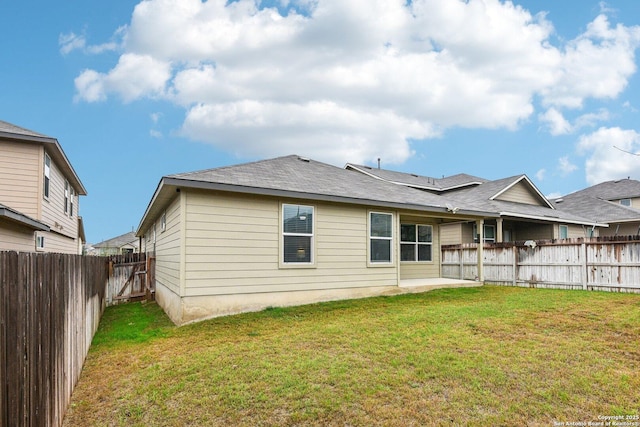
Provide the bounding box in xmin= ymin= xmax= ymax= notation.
xmin=0 ymin=120 xmax=87 ymax=254
xmin=551 ymin=178 xmax=640 ymax=237
xmin=345 ymin=164 xmax=604 ymax=244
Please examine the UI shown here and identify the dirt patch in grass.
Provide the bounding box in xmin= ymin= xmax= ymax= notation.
xmin=63 ymin=286 xmax=640 ymax=426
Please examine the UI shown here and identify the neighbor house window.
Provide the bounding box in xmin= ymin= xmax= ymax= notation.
xmin=70 ymin=188 xmax=74 ymax=217
xmin=64 ymin=181 xmax=69 ymax=214
xmin=559 ymin=225 xmax=568 ymax=239
xmin=369 ymin=212 xmax=393 ymax=263
xmin=44 ymin=153 xmax=51 ymax=199
xmin=36 ymin=235 xmax=45 ymax=251
xmin=283 ymin=204 xmax=314 ymax=263
xmin=620 ymin=199 xmax=631 ymax=207
xmin=473 ymin=223 xmax=496 ymax=243
xmin=401 ymin=224 xmax=433 ymax=262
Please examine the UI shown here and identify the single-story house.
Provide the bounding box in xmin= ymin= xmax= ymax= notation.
xmin=551 ymin=178 xmax=640 ymax=236
xmin=90 ymin=231 xmax=140 ymax=256
xmin=137 ymin=155 xmax=500 ymax=325
xmin=345 ymin=164 xmax=605 ymax=243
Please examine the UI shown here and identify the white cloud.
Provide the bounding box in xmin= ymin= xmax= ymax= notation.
xmin=540 ymin=107 xmax=610 ymax=135
xmin=59 ymin=29 xmax=120 ymax=55
xmin=577 ymin=127 xmax=640 ymax=184
xmin=181 ymin=100 xmax=429 ymax=164
xmin=539 ymin=108 xmax=572 ymax=135
xmin=535 ymin=169 xmax=546 ymax=181
xmin=71 ymin=0 xmax=640 ymax=165
xmin=75 ymin=53 xmax=171 ymax=103
xmin=557 ymin=156 xmax=578 ymax=176
xmin=541 ymin=14 xmax=640 ymax=108
xmin=59 ymin=32 xmax=86 ymax=55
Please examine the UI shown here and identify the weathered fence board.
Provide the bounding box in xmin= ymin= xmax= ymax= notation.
xmin=0 ymin=252 xmax=110 ymax=427
xmin=442 ymin=236 xmax=640 ymax=293
xmin=106 ymin=253 xmax=155 ymax=305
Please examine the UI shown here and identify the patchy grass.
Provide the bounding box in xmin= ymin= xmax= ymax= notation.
xmin=64 ymin=286 xmax=640 ymax=426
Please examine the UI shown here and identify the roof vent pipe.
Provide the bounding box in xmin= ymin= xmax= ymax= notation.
xmin=377 ymin=158 xmax=381 ymax=169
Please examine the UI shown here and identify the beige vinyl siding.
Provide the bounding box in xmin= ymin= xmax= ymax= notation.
xmin=496 ymin=182 xmax=545 ymax=206
xmin=440 ymin=223 xmax=462 ymax=245
xmin=555 ymin=224 xmax=591 ymax=239
xmin=155 ymin=196 xmax=182 ymax=295
xmin=515 ymin=222 xmax=553 ymax=240
xmin=0 ymin=141 xmax=41 ymax=218
xmin=41 ymin=150 xmax=78 ymax=243
xmin=600 ymin=222 xmax=640 ymax=236
xmin=399 ymin=216 xmax=440 ymax=280
xmin=611 ymin=197 xmax=640 ymax=208
xmin=0 ymin=221 xmax=35 ymax=251
xmin=40 ymin=231 xmax=79 ymax=254
xmin=183 ymin=190 xmax=398 ymax=297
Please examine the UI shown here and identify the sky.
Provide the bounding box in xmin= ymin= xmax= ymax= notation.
xmin=2 ymin=0 xmax=640 ymax=244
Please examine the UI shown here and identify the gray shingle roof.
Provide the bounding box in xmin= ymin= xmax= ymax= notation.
xmin=93 ymin=231 xmax=138 ymax=248
xmin=170 ymin=155 xmax=490 ymax=212
xmin=345 ymin=163 xmax=487 ymax=191
xmin=0 ymin=120 xmax=53 ymax=140
xmin=0 ymin=202 xmax=50 ymax=231
xmin=546 ymin=179 xmax=640 ymax=224
xmin=564 ymin=179 xmax=640 ymax=201
xmin=442 ymin=176 xmax=599 ymax=225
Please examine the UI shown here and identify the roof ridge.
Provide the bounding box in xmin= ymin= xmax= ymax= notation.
xmin=170 ymin=154 xmax=301 ymax=178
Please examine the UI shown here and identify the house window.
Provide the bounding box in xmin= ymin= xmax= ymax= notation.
xmin=401 ymin=224 xmax=433 ymax=262
xmin=473 ymin=223 xmax=496 ymax=243
xmin=559 ymin=225 xmax=568 ymax=239
xmin=44 ymin=153 xmax=51 ymax=199
xmin=70 ymin=188 xmax=74 ymax=217
xmin=283 ymin=204 xmax=314 ymax=264
xmin=370 ymin=212 xmax=393 ymax=263
xmin=36 ymin=235 xmax=45 ymax=251
xmin=161 ymin=211 xmax=166 ymax=232
xmin=64 ymin=181 xmax=69 ymax=214
xmin=620 ymin=199 xmax=631 ymax=207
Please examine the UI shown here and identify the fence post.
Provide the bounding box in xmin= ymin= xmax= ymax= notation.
xmin=459 ymin=247 xmax=463 ymax=280
xmin=512 ymin=244 xmax=517 ymax=287
xmin=581 ymin=241 xmax=588 ymax=290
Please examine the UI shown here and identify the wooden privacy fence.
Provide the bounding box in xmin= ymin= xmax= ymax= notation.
xmin=106 ymin=253 xmax=155 ymax=305
xmin=0 ymin=251 xmax=155 ymax=426
xmin=442 ymin=236 xmax=640 ymax=293
xmin=0 ymin=252 xmax=109 ymax=427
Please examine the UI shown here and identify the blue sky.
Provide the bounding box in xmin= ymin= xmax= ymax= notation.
xmin=2 ymin=0 xmax=640 ymax=244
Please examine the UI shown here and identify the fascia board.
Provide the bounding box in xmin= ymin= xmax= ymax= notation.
xmin=499 ymin=211 xmax=609 ymax=227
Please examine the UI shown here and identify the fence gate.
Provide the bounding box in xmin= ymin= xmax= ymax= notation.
xmin=107 ymin=253 xmax=155 ymax=305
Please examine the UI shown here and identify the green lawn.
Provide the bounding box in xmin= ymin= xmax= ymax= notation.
xmin=63 ymin=286 xmax=640 ymax=426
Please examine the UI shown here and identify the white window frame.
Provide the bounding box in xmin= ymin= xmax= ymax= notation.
xmin=369 ymin=211 xmax=393 ymax=265
xmin=400 ymin=224 xmax=433 ymax=262
xmin=70 ymin=187 xmax=74 ymax=217
xmin=36 ymin=235 xmax=45 ymax=251
xmin=64 ymin=180 xmax=69 ymax=214
xmin=559 ymin=225 xmax=568 ymax=239
xmin=620 ymin=199 xmax=631 ymax=207
xmin=281 ymin=203 xmax=315 ymax=266
xmin=44 ymin=153 xmax=51 ymax=199
xmin=473 ymin=223 xmax=496 ymax=243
